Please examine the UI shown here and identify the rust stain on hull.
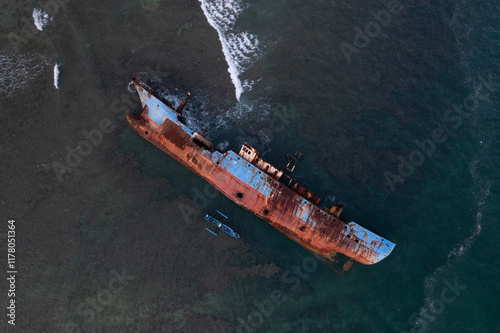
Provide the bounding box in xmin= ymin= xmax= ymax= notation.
xmin=127 ymin=77 xmax=396 ymax=267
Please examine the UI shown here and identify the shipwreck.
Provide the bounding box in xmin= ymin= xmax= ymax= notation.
xmin=127 ymin=77 xmax=395 ymax=273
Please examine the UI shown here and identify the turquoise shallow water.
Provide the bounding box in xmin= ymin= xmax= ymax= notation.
xmin=1 ymin=0 xmax=499 ymax=332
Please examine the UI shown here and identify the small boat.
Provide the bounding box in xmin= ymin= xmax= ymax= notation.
xmin=204 ymin=211 xmax=240 ymax=239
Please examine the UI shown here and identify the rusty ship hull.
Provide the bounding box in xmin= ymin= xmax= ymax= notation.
xmin=127 ymin=77 xmax=395 ymax=266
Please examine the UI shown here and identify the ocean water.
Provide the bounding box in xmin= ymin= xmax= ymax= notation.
xmin=1 ymin=0 xmax=499 ymax=332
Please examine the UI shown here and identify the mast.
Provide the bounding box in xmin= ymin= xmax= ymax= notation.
xmin=176 ymin=91 xmax=191 ymax=115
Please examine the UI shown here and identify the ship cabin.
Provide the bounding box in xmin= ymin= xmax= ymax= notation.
xmin=238 ymin=144 xmax=283 ymax=180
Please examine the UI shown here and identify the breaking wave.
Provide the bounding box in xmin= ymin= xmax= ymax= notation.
xmin=53 ymin=63 xmax=60 ymax=89
xmin=33 ymin=8 xmax=52 ymax=31
xmin=199 ymin=0 xmax=261 ymax=101
xmin=0 ymin=52 xmax=50 ymax=97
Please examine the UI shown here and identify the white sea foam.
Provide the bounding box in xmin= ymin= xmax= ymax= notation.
xmin=158 ymin=87 xmax=231 ymax=131
xmin=153 ymin=84 xmax=273 ymax=153
xmin=217 ymin=141 xmax=229 ymax=151
xmin=410 ymin=158 xmax=489 ymax=332
xmin=33 ymin=8 xmax=52 ymax=31
xmin=127 ymin=81 xmax=135 ymax=92
xmin=0 ymin=52 xmax=50 ymax=97
xmin=53 ymin=64 xmax=60 ymax=89
xmin=199 ymin=0 xmax=261 ymax=101
xmin=408 ymin=7 xmax=491 ymax=325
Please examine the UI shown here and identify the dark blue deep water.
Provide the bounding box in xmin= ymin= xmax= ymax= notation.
xmin=1 ymin=0 xmax=499 ymax=332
